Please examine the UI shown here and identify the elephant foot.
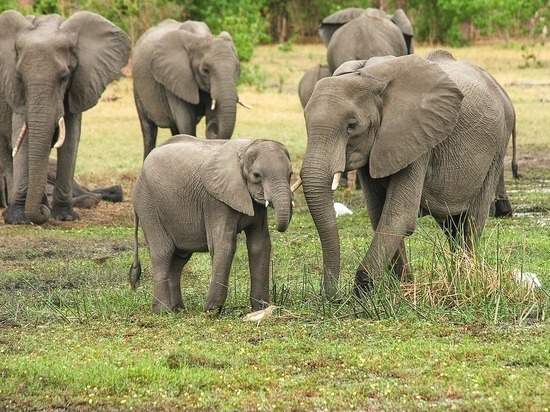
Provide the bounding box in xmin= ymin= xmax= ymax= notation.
xmin=152 ymin=300 xmax=184 ymax=314
xmin=493 ymin=199 xmax=513 ymax=218
xmin=51 ymin=204 xmax=80 ymax=221
xmin=353 ymin=269 xmax=375 ymax=298
xmin=90 ymin=184 xmax=124 ymax=203
xmin=73 ymin=193 xmax=102 ymax=209
xmin=2 ymin=204 xmax=30 ymax=225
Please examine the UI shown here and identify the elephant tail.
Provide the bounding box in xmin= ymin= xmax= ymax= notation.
xmin=511 ymin=118 xmax=519 ymax=179
xmin=129 ymin=210 xmax=142 ymax=290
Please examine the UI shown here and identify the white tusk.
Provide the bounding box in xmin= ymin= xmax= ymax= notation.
xmin=53 ymin=117 xmax=66 ymax=149
xmin=238 ymin=100 xmax=253 ymax=109
xmin=12 ymin=123 xmax=27 ymax=157
xmin=211 ymin=99 xmax=216 ymax=111
xmin=265 ymin=200 xmax=269 ymax=208
xmin=331 ymin=172 xmax=342 ymax=191
xmin=292 ymin=200 xmax=295 ymax=207
xmin=290 ymin=176 xmax=302 ymax=192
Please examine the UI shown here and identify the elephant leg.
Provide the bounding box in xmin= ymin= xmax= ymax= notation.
xmin=204 ymin=231 xmax=237 ymax=312
xmin=355 ymin=163 xmax=425 ymax=293
xmin=166 ymin=91 xmax=197 ymax=137
xmin=438 ymin=212 xmax=474 ymax=252
xmin=51 ymin=113 xmax=81 ymax=222
xmin=0 ymin=177 xmax=7 ymax=208
xmin=245 ymin=217 xmax=271 ymax=311
xmin=135 ymin=94 xmax=159 ymax=159
xmin=90 ymin=185 xmax=123 ymax=202
xmin=493 ymin=168 xmax=513 ymax=217
xmin=3 ymin=127 xmax=31 ymax=224
xmin=151 ymin=248 xmax=192 ymax=314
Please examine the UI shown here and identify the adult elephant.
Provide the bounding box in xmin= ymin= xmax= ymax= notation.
xmin=319 ymin=8 xmax=414 ymax=73
xmin=299 ymin=51 xmax=516 ymax=297
xmin=129 ymin=135 xmax=294 ymax=313
xmin=133 ymin=20 xmax=246 ymax=159
xmin=0 ymin=11 xmax=130 ymax=225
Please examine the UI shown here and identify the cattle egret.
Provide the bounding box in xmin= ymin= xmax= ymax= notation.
xmin=243 ymin=305 xmax=278 ymax=325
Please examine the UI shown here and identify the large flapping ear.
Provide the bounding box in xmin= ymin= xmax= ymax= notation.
xmin=0 ymin=11 xmax=34 ymax=114
xmin=151 ymin=29 xmax=200 ymax=104
xmin=361 ymin=54 xmax=464 ymax=179
xmin=200 ymin=139 xmax=256 ymax=216
xmin=318 ymin=7 xmax=365 ymax=46
xmin=61 ymin=11 xmax=131 ymax=113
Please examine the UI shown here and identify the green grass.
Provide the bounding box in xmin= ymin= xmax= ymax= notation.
xmin=1 ymin=43 xmax=549 ymax=410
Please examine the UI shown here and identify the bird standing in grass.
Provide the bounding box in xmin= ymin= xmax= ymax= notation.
xmin=243 ymin=305 xmax=278 ymax=326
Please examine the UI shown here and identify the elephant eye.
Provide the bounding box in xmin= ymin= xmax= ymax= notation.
xmin=253 ymin=172 xmax=262 ymax=180
xmin=347 ymin=119 xmax=358 ymax=132
xmin=201 ymin=66 xmax=210 ymax=76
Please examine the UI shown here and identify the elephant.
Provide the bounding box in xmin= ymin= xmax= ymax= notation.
xmin=298 ymin=51 xmax=516 ymax=298
xmin=0 ymin=11 xmax=131 ymax=225
xmin=129 ymin=134 xmax=294 ymax=314
xmin=133 ymin=19 xmax=246 ymax=159
xmin=319 ymin=8 xmax=414 ymax=73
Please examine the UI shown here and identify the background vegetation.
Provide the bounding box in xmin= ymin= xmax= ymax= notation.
xmin=3 ymin=0 xmax=549 ymax=58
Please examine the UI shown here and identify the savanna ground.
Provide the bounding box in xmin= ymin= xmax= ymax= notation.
xmin=1 ymin=42 xmax=549 ymax=411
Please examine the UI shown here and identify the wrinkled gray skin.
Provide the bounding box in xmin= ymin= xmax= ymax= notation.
xmin=0 ymin=11 xmax=130 ymax=225
xmin=318 ymin=8 xmax=414 ymax=189
xmin=129 ymin=135 xmax=294 ymax=314
xmin=133 ymin=20 xmax=242 ymax=159
xmin=300 ymin=51 xmax=516 ymax=298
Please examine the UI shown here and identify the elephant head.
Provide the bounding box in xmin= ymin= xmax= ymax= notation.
xmin=200 ymin=139 xmax=293 ymax=232
xmin=300 ymin=55 xmax=463 ymax=297
xmin=0 ymin=11 xmax=130 ymax=224
xmin=150 ymin=25 xmax=241 ymax=140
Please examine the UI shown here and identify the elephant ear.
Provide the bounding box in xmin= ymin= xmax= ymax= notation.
xmin=318 ymin=7 xmax=365 ymax=46
xmin=200 ymin=139 xmax=256 ymax=216
xmin=151 ymin=30 xmax=200 ymax=105
xmin=360 ymin=54 xmax=464 ymax=179
xmin=60 ymin=11 xmax=131 ymax=113
xmin=390 ymin=9 xmax=414 ymax=53
xmin=0 ymin=11 xmax=34 ymax=114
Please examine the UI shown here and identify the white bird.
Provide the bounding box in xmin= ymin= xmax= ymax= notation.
xmin=243 ymin=305 xmax=278 ymax=325
xmin=334 ymin=202 xmax=353 ymax=217
xmin=513 ymin=268 xmax=542 ymax=290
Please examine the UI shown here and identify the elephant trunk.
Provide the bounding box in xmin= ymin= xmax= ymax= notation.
xmin=270 ymin=181 xmax=293 ymax=233
xmin=301 ymin=160 xmax=341 ymax=298
xmin=207 ymin=81 xmax=237 ymax=140
xmin=25 ymin=104 xmax=58 ymax=225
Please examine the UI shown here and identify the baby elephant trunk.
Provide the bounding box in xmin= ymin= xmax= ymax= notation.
xmin=271 ymin=183 xmax=293 ymax=232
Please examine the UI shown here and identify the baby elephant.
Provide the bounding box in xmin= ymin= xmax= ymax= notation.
xmin=129 ymin=135 xmax=294 ymax=313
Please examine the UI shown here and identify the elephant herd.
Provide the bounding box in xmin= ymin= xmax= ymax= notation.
xmin=0 ymin=9 xmax=519 ymax=314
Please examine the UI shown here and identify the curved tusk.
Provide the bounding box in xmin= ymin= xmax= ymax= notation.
xmin=331 ymin=172 xmax=342 ymax=191
xmin=53 ymin=117 xmax=66 ymax=149
xmin=211 ymin=99 xmax=216 ymax=111
xmin=238 ymin=100 xmax=253 ymax=109
xmin=292 ymin=200 xmax=295 ymax=207
xmin=290 ymin=176 xmax=302 ymax=192
xmin=265 ymin=200 xmax=269 ymax=208
xmin=12 ymin=123 xmax=27 ymax=157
